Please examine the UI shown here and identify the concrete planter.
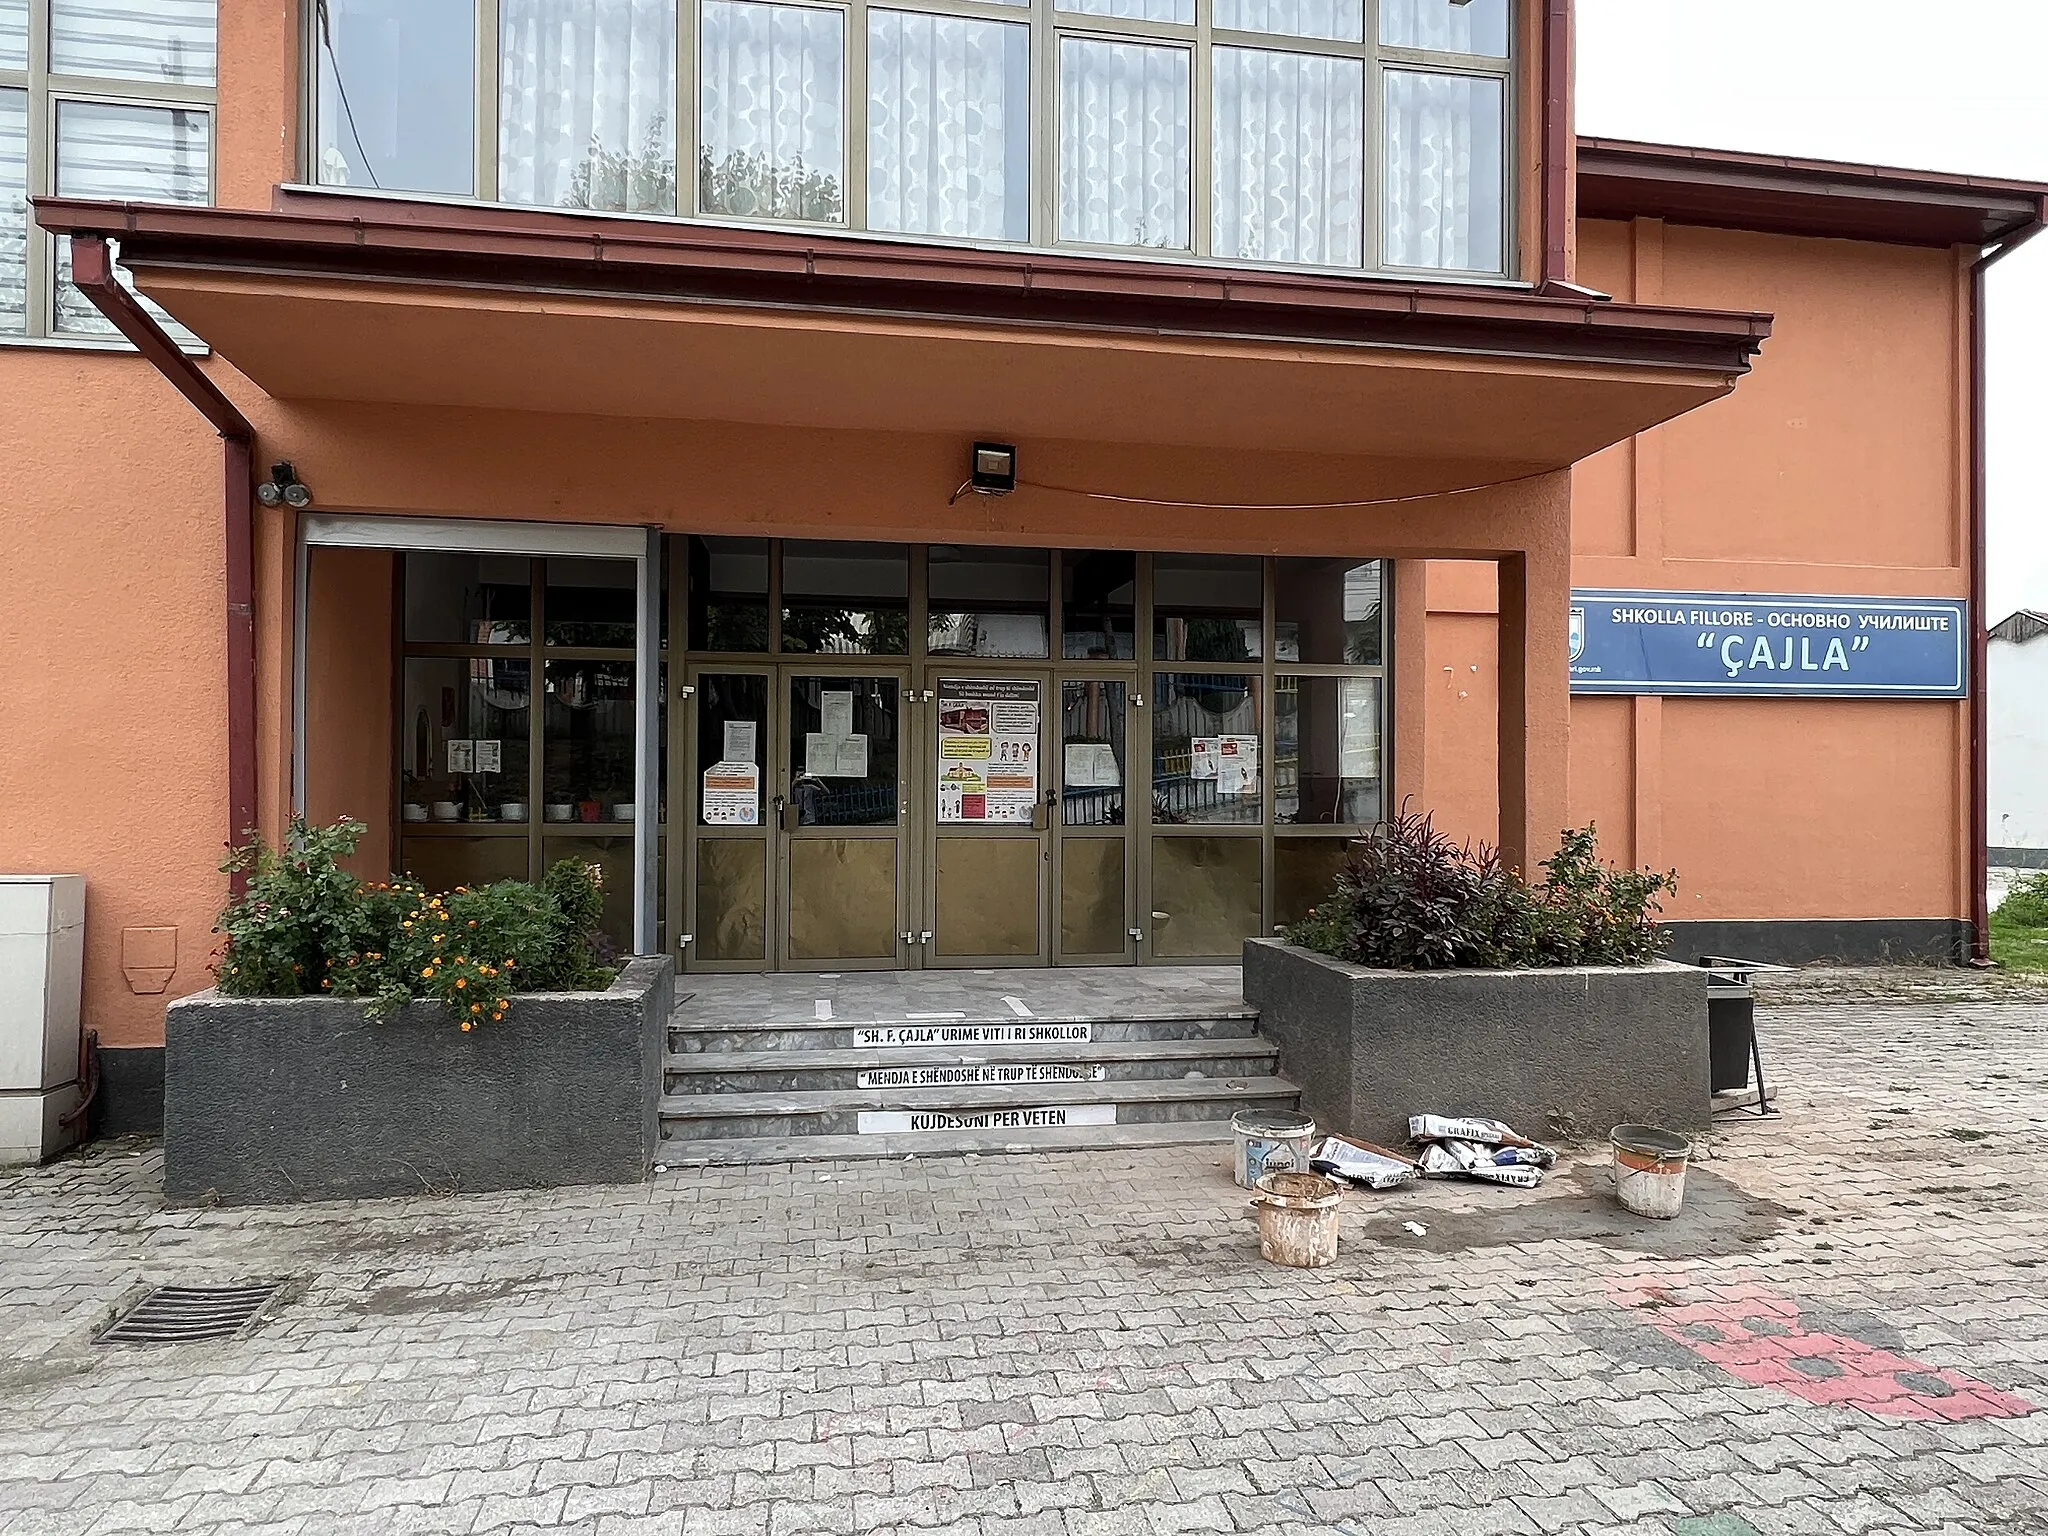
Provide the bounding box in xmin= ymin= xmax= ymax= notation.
xmin=1243 ymin=939 xmax=1708 ymax=1148
xmin=164 ymin=957 xmax=673 ymax=1206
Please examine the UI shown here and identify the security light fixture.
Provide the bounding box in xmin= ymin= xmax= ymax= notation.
xmin=256 ymin=461 xmax=312 ymax=509
xmin=970 ymin=442 xmax=1017 ymax=495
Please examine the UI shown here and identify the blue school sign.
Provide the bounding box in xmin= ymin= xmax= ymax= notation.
xmin=1567 ymin=590 xmax=1968 ymax=698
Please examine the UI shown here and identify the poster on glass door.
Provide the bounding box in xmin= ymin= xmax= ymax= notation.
xmin=937 ymin=679 xmax=1039 ymax=823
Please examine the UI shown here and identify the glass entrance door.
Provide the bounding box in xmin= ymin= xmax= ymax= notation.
xmin=777 ymin=671 xmax=910 ymax=970
xmin=924 ymin=674 xmax=1052 ymax=966
xmin=1053 ymin=673 xmax=1136 ymax=963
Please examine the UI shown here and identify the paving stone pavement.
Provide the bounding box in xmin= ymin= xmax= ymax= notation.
xmin=2 ymin=997 xmax=2046 ymax=1536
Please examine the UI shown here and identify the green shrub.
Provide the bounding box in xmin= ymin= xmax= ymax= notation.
xmin=1282 ymin=807 xmax=1675 ymax=971
xmin=1996 ymin=871 xmax=2048 ymax=929
xmin=214 ymin=820 xmax=616 ymax=1028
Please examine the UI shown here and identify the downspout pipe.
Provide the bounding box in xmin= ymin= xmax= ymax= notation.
xmin=1968 ymin=206 xmax=2047 ymax=964
xmin=69 ymin=235 xmax=260 ymax=890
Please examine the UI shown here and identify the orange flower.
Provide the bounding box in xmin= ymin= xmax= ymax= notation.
xmin=470 ymin=1002 xmax=482 ymax=1014
xmin=421 ymin=967 xmax=435 ymax=979
xmin=467 ymin=920 xmax=477 ymax=929
xmin=460 ymin=1021 xmax=473 ymax=1032
xmin=454 ymin=978 xmax=466 ymax=990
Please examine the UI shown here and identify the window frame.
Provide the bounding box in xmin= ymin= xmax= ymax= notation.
xmin=301 ymin=0 xmax=1516 ymax=282
xmin=0 ymin=0 xmax=218 ymax=347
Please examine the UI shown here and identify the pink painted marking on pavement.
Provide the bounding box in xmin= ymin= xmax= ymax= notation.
xmin=1604 ymin=1269 xmax=2034 ymax=1422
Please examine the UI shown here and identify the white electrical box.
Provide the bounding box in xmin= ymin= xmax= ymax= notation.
xmin=0 ymin=875 xmax=87 ymax=1164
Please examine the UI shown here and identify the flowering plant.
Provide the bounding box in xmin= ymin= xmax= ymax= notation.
xmin=214 ymin=818 xmax=614 ymax=1028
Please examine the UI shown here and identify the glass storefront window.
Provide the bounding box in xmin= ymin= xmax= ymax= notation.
xmin=1274 ymin=835 xmax=1354 ymax=927
xmin=405 ymin=552 xmax=532 ymax=645
xmin=698 ymin=0 xmax=846 ymax=222
xmin=687 ymin=535 xmax=770 ymax=652
xmin=928 ymin=545 xmax=1050 ymax=659
xmin=781 ymin=540 xmax=909 ymax=654
xmin=1152 ymin=672 xmax=1261 ymax=825
xmin=1154 ymin=554 xmax=1263 ymax=662
xmin=1060 ymin=678 xmax=1126 ymax=826
xmin=1062 ymin=550 xmax=1135 ymax=659
xmin=695 ymin=672 xmax=769 ymax=825
xmin=315 ymin=0 xmax=476 ymax=195
xmin=399 ymin=655 xmax=533 ymax=823
xmin=499 ymin=0 xmax=679 ymax=215
xmin=1275 ymin=557 xmax=1381 ymax=664
xmin=545 ymin=556 xmax=636 ymax=648
xmin=787 ymin=674 xmax=900 ymax=826
xmin=543 ymin=658 xmax=638 ymax=822
xmin=1275 ymin=674 xmax=1381 ymax=825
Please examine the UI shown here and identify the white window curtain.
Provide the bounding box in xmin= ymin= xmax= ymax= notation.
xmin=866 ymin=10 xmax=1027 ymax=242
xmin=501 ymin=0 xmax=678 ymax=213
xmin=0 ymin=1 xmax=27 ymax=69
xmin=52 ymin=100 xmax=209 ymax=338
xmin=0 ymin=88 xmax=24 ymax=335
xmin=51 ymin=0 xmax=217 ymax=84
xmin=699 ymin=0 xmax=845 ymax=222
xmin=1379 ymin=0 xmax=1507 ymax=56
xmin=1058 ymin=37 xmax=1190 ymax=250
xmin=1212 ymin=47 xmax=1362 ymax=267
xmin=1381 ymin=70 xmax=1501 ymax=272
xmin=1215 ymin=0 xmax=1361 ymax=45
xmin=1057 ymin=0 xmax=1193 ymax=24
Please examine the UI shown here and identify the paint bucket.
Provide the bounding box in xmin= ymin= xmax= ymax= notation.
xmin=1611 ymin=1124 xmax=1693 ymax=1219
xmin=1250 ymin=1171 xmax=1344 ymax=1268
xmin=1231 ymin=1109 xmax=1316 ymax=1189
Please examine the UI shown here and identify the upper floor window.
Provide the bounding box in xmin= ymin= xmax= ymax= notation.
xmin=0 ymin=0 xmax=216 ymax=342
xmin=310 ymin=0 xmax=1514 ymax=278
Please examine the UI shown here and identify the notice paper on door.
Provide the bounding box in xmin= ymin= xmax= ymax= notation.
xmin=937 ymin=678 xmax=1039 ymax=824
xmin=473 ymin=739 xmax=502 ymax=774
xmin=723 ymin=719 xmax=758 ymax=764
xmin=820 ymin=691 xmax=855 ymax=737
xmin=702 ymin=761 xmax=760 ymax=825
xmin=1064 ymin=742 xmax=1120 ymax=789
xmin=806 ymin=733 xmax=869 ymax=778
xmin=447 ymin=738 xmax=475 ymax=774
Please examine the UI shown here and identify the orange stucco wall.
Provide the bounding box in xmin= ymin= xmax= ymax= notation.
xmin=303 ymin=547 xmax=394 ymax=878
xmin=0 ymin=353 xmax=229 ymax=1048
xmin=1424 ymin=216 xmax=1971 ymax=923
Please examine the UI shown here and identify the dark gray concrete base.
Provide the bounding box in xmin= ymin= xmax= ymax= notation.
xmin=164 ymin=958 xmax=673 ymax=1206
xmin=1660 ymin=918 xmax=1969 ymax=967
xmin=93 ymin=1045 xmax=165 ymax=1138
xmin=1242 ymin=940 xmax=1709 ymax=1149
xmin=1990 ymin=847 xmax=2048 ymax=871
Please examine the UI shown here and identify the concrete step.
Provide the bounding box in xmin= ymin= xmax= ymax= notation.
xmin=663 ymin=1037 xmax=1280 ymax=1095
xmin=657 ymin=1119 xmax=1239 ymax=1167
xmin=667 ymin=1010 xmax=1261 ymax=1054
xmin=657 ymin=1073 xmax=1299 ymax=1140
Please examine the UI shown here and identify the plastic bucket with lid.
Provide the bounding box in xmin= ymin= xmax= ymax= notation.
xmin=1231 ymin=1108 xmax=1315 ymax=1189
xmin=1250 ymin=1171 xmax=1344 ymax=1268
xmin=1611 ymin=1124 xmax=1693 ymax=1219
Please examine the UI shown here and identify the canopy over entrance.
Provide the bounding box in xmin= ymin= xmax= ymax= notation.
xmin=36 ymin=192 xmax=1771 ymax=475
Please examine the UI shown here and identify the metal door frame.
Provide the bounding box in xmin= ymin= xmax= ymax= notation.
xmin=1050 ymin=665 xmax=1142 ymax=965
xmin=918 ymin=664 xmax=1056 ymax=968
xmin=675 ymin=661 xmax=776 ymax=973
xmin=774 ymin=662 xmax=915 ymax=972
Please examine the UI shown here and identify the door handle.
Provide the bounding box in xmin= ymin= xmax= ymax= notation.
xmin=1151 ymin=911 xmax=1171 ymax=922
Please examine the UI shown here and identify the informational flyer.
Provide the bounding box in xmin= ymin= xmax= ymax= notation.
xmin=1063 ymin=742 xmax=1120 ymax=789
xmin=1217 ymin=735 xmax=1260 ymax=797
xmin=701 ymin=762 xmax=760 ymax=825
xmin=937 ymin=679 xmax=1039 ymax=823
xmin=1190 ymin=737 xmax=1219 ymax=780
xmin=820 ymin=691 xmax=854 ymax=737
xmin=805 ymin=733 xmax=869 ymax=779
xmin=473 ymin=739 xmax=502 ymax=773
xmin=446 ymin=739 xmax=475 ymax=774
xmin=723 ymin=719 xmax=757 ymax=763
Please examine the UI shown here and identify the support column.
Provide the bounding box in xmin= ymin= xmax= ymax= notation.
xmin=1497 ymin=536 xmax=1572 ymax=880
xmin=1390 ymin=559 xmax=1432 ymax=813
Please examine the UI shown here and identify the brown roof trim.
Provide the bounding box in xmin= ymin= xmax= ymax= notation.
xmin=1577 ymin=136 xmax=2048 ymax=248
xmin=31 ymin=194 xmax=1770 ymax=378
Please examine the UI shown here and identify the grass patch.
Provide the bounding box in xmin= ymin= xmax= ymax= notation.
xmin=1988 ymin=917 xmax=2048 ymax=973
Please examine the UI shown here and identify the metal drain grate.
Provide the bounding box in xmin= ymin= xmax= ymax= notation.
xmin=98 ymin=1283 xmax=283 ymax=1346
